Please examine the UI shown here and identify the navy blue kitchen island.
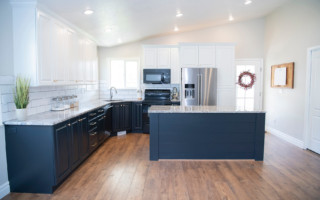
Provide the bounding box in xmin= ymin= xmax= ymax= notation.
xmin=149 ymin=106 xmax=266 ymax=161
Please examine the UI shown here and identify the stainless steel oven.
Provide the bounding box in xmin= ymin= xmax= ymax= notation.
xmin=143 ymin=69 xmax=171 ymax=84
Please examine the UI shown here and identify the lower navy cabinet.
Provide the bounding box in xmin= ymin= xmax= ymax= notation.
xmin=5 ymin=106 xmax=111 ymax=194
xmin=132 ymin=102 xmax=143 ymax=132
xmin=110 ymin=102 xmax=132 ymax=134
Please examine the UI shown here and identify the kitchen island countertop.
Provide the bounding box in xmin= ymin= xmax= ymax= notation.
xmin=148 ymin=105 xmax=265 ymax=113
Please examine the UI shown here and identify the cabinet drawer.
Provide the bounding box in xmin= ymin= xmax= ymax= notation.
xmin=88 ymin=110 xmax=98 ymax=120
xmin=89 ymin=130 xmax=98 ymax=144
xmin=88 ymin=120 xmax=98 ymax=131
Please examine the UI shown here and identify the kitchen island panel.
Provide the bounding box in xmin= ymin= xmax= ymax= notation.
xmin=150 ymin=113 xmax=265 ymax=161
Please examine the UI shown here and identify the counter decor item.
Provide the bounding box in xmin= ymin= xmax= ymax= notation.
xmin=137 ymin=89 xmax=143 ymax=100
xmin=13 ymin=75 xmax=30 ymax=121
xmin=237 ymin=71 xmax=256 ymax=90
xmin=271 ymin=62 xmax=294 ymax=88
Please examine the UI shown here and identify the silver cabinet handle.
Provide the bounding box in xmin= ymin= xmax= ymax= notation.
xmin=90 ymin=132 xmax=97 ymax=136
xmin=98 ymin=109 xmax=104 ymax=113
xmin=89 ymin=113 xmax=96 ymax=117
xmin=90 ymin=122 xmax=97 ymax=126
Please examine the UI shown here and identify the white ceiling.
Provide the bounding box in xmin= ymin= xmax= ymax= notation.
xmin=37 ymin=0 xmax=292 ymax=47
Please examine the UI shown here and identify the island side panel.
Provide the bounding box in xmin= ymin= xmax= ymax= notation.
xmin=5 ymin=125 xmax=56 ymax=193
xmin=149 ymin=114 xmax=159 ymax=161
xmin=156 ymin=113 xmax=261 ymax=160
xmin=254 ymin=113 xmax=266 ymax=161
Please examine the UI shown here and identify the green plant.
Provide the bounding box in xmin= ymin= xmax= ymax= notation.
xmin=13 ymin=76 xmax=31 ymax=109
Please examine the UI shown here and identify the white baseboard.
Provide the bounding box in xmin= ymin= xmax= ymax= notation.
xmin=266 ymin=126 xmax=304 ymax=149
xmin=0 ymin=181 xmax=10 ymax=199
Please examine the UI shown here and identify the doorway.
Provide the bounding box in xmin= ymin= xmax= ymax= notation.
xmin=235 ymin=59 xmax=263 ymax=110
xmin=305 ymin=46 xmax=320 ymax=154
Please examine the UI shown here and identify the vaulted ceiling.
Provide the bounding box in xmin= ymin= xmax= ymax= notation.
xmin=37 ymin=0 xmax=292 ymax=47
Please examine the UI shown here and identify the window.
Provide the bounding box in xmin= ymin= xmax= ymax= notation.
xmin=109 ymin=58 xmax=139 ymax=89
xmin=236 ymin=64 xmax=255 ymax=111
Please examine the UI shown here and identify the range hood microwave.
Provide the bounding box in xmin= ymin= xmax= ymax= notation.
xmin=143 ymin=69 xmax=171 ymax=84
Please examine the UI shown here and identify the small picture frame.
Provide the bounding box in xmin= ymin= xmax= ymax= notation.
xmin=271 ymin=62 xmax=294 ymax=88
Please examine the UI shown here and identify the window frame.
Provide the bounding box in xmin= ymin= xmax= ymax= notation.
xmin=107 ymin=58 xmax=140 ymax=89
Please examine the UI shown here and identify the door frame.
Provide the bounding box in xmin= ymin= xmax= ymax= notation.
xmin=304 ymin=45 xmax=320 ymax=149
xmin=235 ymin=58 xmax=264 ymax=110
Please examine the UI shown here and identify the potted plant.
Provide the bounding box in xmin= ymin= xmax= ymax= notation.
xmin=13 ymin=75 xmax=30 ymax=121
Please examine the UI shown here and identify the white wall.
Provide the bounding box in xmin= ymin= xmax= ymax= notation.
xmin=98 ymin=18 xmax=265 ymax=81
xmin=264 ymin=0 xmax=320 ymax=141
xmin=0 ymin=0 xmax=14 ymax=76
xmin=0 ymin=0 xmax=12 ymax=198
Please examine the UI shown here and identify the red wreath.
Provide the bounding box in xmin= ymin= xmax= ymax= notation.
xmin=237 ymin=71 xmax=256 ymax=90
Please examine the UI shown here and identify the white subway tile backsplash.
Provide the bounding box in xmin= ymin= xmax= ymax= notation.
xmin=0 ymin=76 xmax=99 ymax=121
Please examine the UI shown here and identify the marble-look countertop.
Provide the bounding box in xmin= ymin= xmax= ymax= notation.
xmin=4 ymin=100 xmax=112 ymax=126
xmin=148 ymin=105 xmax=265 ymax=113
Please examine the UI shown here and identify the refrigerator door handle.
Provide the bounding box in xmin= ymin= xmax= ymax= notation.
xmin=197 ymin=74 xmax=202 ymax=105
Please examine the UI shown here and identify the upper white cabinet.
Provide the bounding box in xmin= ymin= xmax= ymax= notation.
xmin=198 ymin=45 xmax=215 ymax=66
xmin=180 ymin=45 xmax=198 ymax=66
xmin=143 ymin=47 xmax=157 ymax=68
xmin=11 ymin=3 xmax=98 ymax=86
xmin=215 ymin=45 xmax=235 ymax=87
xmin=157 ymin=48 xmax=171 ymax=68
xmin=170 ymin=48 xmax=180 ymax=84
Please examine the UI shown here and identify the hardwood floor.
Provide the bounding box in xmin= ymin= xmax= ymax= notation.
xmin=2 ymin=133 xmax=320 ymax=200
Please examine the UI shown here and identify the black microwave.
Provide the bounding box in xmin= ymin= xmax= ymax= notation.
xmin=143 ymin=69 xmax=171 ymax=84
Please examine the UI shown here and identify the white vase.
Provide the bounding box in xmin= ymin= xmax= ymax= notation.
xmin=16 ymin=109 xmax=27 ymax=121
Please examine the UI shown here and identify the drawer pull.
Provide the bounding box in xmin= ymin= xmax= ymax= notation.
xmin=78 ymin=119 xmax=82 ymax=122
xmin=89 ymin=113 xmax=96 ymax=117
xmin=91 ymin=142 xmax=98 ymax=147
xmin=90 ymin=122 xmax=97 ymax=126
xmin=98 ymin=109 xmax=104 ymax=113
xmin=67 ymin=123 xmax=71 ymax=127
xmin=90 ymin=132 xmax=97 ymax=136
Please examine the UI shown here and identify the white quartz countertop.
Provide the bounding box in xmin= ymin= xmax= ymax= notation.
xmin=4 ymin=100 xmax=112 ymax=126
xmin=148 ymin=105 xmax=265 ymax=113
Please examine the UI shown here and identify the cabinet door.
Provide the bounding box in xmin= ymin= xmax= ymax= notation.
xmin=55 ymin=122 xmax=71 ymax=182
xmin=132 ymin=102 xmax=143 ymax=131
xmin=198 ymin=45 xmax=215 ymax=66
xmin=67 ymin=31 xmax=78 ymax=84
xmin=37 ymin=13 xmax=53 ymax=85
xmin=76 ymin=37 xmax=86 ymax=83
xmin=170 ymin=48 xmax=180 ymax=84
xmin=157 ymin=48 xmax=171 ymax=68
xmin=143 ymin=47 xmax=157 ymax=68
xmin=123 ymin=103 xmax=132 ymax=130
xmin=112 ymin=104 xmax=121 ymax=132
xmin=215 ymin=46 xmax=235 ymax=87
xmin=52 ymin=21 xmax=66 ymax=83
xmin=70 ymin=119 xmax=80 ymax=167
xmin=79 ymin=116 xmax=89 ymax=159
xmin=97 ymin=115 xmax=105 ymax=143
xmin=180 ymin=46 xmax=198 ymax=66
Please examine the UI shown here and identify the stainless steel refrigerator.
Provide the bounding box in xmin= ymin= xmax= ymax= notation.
xmin=181 ymin=68 xmax=217 ymax=106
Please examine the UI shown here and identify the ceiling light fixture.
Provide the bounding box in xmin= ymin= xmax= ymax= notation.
xmin=174 ymin=26 xmax=179 ymax=32
xmin=229 ymin=15 xmax=234 ymax=21
xmin=105 ymin=27 xmax=112 ymax=33
xmin=176 ymin=12 xmax=183 ymax=17
xmin=244 ymin=0 xmax=252 ymax=5
xmin=84 ymin=9 xmax=94 ymax=15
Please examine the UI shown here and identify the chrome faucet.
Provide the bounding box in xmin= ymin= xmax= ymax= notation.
xmin=110 ymin=87 xmax=118 ymax=100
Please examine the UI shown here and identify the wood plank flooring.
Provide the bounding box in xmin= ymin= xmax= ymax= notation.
xmin=2 ymin=133 xmax=320 ymax=200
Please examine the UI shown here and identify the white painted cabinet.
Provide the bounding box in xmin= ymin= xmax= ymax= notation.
xmin=143 ymin=48 xmax=157 ymax=68
xmin=170 ymin=48 xmax=180 ymax=84
xmin=12 ymin=7 xmax=98 ymax=86
xmin=180 ymin=45 xmax=198 ymax=66
xmin=157 ymin=48 xmax=171 ymax=68
xmin=198 ymin=45 xmax=215 ymax=66
xmin=37 ymin=13 xmax=53 ymax=85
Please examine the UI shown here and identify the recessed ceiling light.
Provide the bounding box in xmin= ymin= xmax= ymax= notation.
xmin=105 ymin=28 xmax=112 ymax=33
xmin=84 ymin=9 xmax=94 ymax=15
xmin=244 ymin=0 xmax=252 ymax=5
xmin=229 ymin=15 xmax=234 ymax=21
xmin=176 ymin=12 xmax=183 ymax=18
xmin=118 ymin=38 xmax=122 ymax=43
xmin=174 ymin=26 xmax=179 ymax=32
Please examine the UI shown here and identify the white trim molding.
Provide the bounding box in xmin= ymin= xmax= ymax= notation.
xmin=266 ymin=126 xmax=305 ymax=149
xmin=0 ymin=181 xmax=10 ymax=199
